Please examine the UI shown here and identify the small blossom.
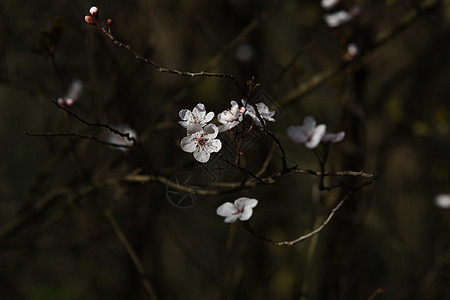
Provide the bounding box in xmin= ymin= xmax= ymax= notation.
xmin=179 ymin=103 xmax=215 ymax=134
xmin=216 ymin=197 xmax=258 ymax=223
xmin=57 ymin=79 xmax=83 ymax=106
xmin=322 ymin=131 xmax=345 ymax=143
xmin=84 ymin=15 xmax=95 ymax=25
xmin=287 ymin=116 xmax=326 ymax=149
xmin=324 ymin=10 xmax=352 ymax=28
xmin=89 ymin=6 xmax=99 ymax=18
xmin=106 ymin=124 xmax=137 ymax=151
xmin=181 ymin=124 xmax=222 ymax=163
xmin=243 ymin=100 xmax=276 ymax=127
xmin=217 ymin=100 xmax=243 ymax=132
xmin=434 ymin=194 xmax=450 ymax=209
xmin=321 ymin=0 xmax=341 ymax=10
xmin=344 ymin=43 xmax=359 ymax=60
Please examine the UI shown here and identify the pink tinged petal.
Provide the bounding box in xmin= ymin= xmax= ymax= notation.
xmin=287 ymin=126 xmax=308 ymax=143
xmin=216 ymin=202 xmax=237 ymax=217
xmin=305 ymin=124 xmax=326 ymax=148
xmin=193 ymin=148 xmax=210 ymax=163
xmin=180 ymin=136 xmax=197 ymax=153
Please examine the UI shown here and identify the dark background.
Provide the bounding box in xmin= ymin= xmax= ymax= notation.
xmin=0 ymin=0 xmax=449 ymax=299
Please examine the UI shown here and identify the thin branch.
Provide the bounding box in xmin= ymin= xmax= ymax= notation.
xmin=92 ymin=19 xmax=244 ymax=94
xmin=256 ymin=142 xmax=276 ymax=177
xmin=261 ymin=128 xmax=288 ymax=173
xmin=51 ymin=101 xmax=136 ymax=144
xmin=104 ymin=208 xmax=159 ymax=300
xmin=24 ymin=131 xmax=133 ymax=149
xmin=242 ymin=176 xmax=376 ymax=246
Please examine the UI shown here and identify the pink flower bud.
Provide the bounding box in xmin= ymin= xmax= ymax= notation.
xmin=84 ymin=15 xmax=95 ymax=24
xmin=89 ymin=6 xmax=99 ymax=17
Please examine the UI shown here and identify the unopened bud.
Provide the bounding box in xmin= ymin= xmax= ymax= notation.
xmin=84 ymin=15 xmax=95 ymax=25
xmin=89 ymin=6 xmax=99 ymax=17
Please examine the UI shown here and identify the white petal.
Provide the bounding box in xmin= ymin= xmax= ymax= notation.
xmin=322 ymin=131 xmax=345 ymax=143
xmin=235 ymin=197 xmax=258 ymax=209
xmin=224 ymin=215 xmax=239 ymax=223
xmin=239 ymin=207 xmax=254 ymax=221
xmin=206 ymin=139 xmax=222 ymax=153
xmin=192 ymin=103 xmax=206 ymax=118
xmin=204 ymin=111 xmax=215 ymax=123
xmin=216 ymin=202 xmax=236 ymax=217
xmin=193 ymin=148 xmax=210 ymax=163
xmin=287 ymin=126 xmax=308 ymax=143
xmin=180 ymin=136 xmax=196 ymax=153
xmin=305 ymin=124 xmax=327 ymax=149
xmin=179 ymin=109 xmax=191 ymax=120
xmin=303 ymin=116 xmax=316 ymax=131
xmin=435 ymin=194 xmax=450 ymax=209
xmin=204 ymin=124 xmax=219 ymax=138
xmin=186 ymin=124 xmax=203 ymax=135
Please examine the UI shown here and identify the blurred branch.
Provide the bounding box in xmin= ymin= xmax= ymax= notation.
xmin=104 ymin=208 xmax=159 ymax=300
xmin=278 ymin=0 xmax=440 ymax=107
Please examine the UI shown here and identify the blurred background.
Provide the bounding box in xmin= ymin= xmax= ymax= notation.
xmin=0 ymin=0 xmax=449 ymax=299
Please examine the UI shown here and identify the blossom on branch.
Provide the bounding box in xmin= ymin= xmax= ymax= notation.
xmin=181 ymin=124 xmax=222 ymax=163
xmin=216 ymin=197 xmax=258 ymax=223
xmin=321 ymin=0 xmax=341 ymax=10
xmin=243 ymin=100 xmax=276 ymax=127
xmin=179 ymin=103 xmax=215 ymax=134
xmin=217 ymin=100 xmax=243 ymax=132
xmin=287 ymin=116 xmax=327 ymax=149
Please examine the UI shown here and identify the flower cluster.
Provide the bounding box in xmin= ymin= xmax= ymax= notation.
xmin=178 ymin=101 xmax=276 ymax=163
xmin=287 ymin=116 xmax=345 ymax=149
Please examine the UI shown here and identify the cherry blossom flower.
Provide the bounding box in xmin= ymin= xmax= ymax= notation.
xmin=57 ymin=79 xmax=83 ymax=106
xmin=106 ymin=124 xmax=137 ymax=151
xmin=324 ymin=10 xmax=352 ymax=28
xmin=181 ymin=124 xmax=222 ymax=163
xmin=322 ymin=131 xmax=345 ymax=143
xmin=287 ymin=116 xmax=327 ymax=149
xmin=321 ymin=0 xmax=341 ymax=10
xmin=242 ymin=100 xmax=276 ymax=127
xmin=179 ymin=103 xmax=215 ymax=134
xmin=434 ymin=194 xmax=450 ymax=209
xmin=216 ymin=197 xmax=258 ymax=223
xmin=217 ymin=100 xmax=243 ymax=132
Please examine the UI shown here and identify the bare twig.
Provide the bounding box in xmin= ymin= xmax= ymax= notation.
xmin=24 ymin=131 xmax=133 ymax=149
xmin=91 ymin=19 xmax=244 ymax=94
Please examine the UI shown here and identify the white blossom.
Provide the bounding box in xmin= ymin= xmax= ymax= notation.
xmin=321 ymin=0 xmax=341 ymax=10
xmin=180 ymin=123 xmax=222 ymax=163
xmin=287 ymin=116 xmax=327 ymax=149
xmin=216 ymin=197 xmax=258 ymax=223
xmin=57 ymin=79 xmax=83 ymax=106
xmin=324 ymin=10 xmax=352 ymax=28
xmin=242 ymin=100 xmax=276 ymax=127
xmin=179 ymin=103 xmax=215 ymax=134
xmin=217 ymin=100 xmax=243 ymax=132
xmin=434 ymin=194 xmax=450 ymax=209
xmin=322 ymin=131 xmax=345 ymax=143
